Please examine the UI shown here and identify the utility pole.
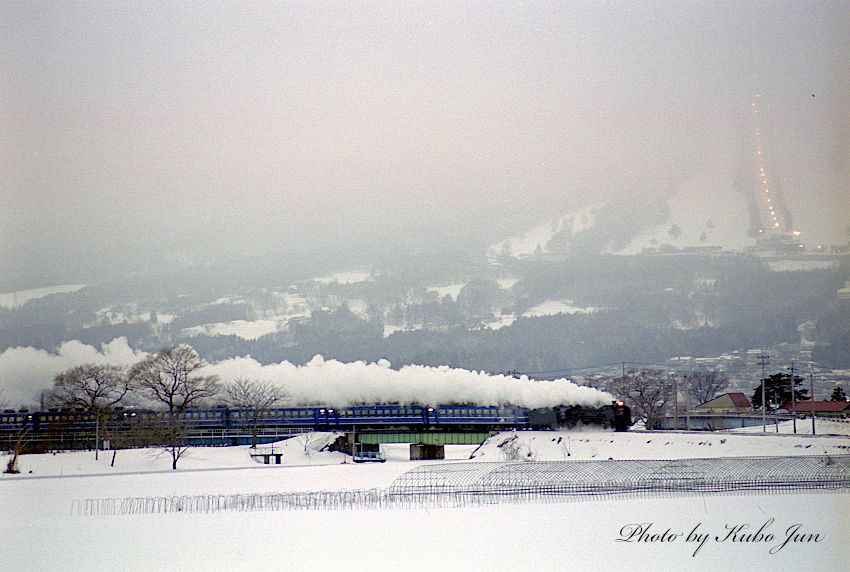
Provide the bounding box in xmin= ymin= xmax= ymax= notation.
xmin=790 ymin=361 xmax=797 ymax=434
xmin=671 ymin=373 xmax=678 ymax=430
xmin=810 ymin=372 xmax=816 ymax=435
xmin=684 ymin=374 xmax=690 ymax=431
xmin=757 ymin=353 xmax=769 ymax=433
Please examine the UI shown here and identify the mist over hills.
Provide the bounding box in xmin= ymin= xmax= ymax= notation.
xmin=1 ymin=199 xmax=848 ymax=407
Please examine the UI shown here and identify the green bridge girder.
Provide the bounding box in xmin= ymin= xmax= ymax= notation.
xmin=355 ymin=431 xmax=492 ymax=445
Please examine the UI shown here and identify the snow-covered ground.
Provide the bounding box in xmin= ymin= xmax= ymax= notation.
xmin=485 ymin=299 xmax=600 ymax=330
xmin=729 ymin=418 xmax=850 ymax=436
xmin=312 ymin=271 xmax=372 ymax=285
xmin=470 ymin=428 xmax=850 ymax=461
xmin=3 ymin=430 xmax=848 ymax=571
xmin=613 ymin=176 xmax=754 ymax=255
xmin=427 ymin=283 xmax=466 ymax=301
xmin=488 ymin=203 xmax=603 ymax=260
xmin=765 ymin=259 xmax=837 ymax=272
xmin=182 ymin=318 xmax=283 ymax=340
xmin=0 ymin=284 xmax=86 ymax=309
xmin=522 ymin=300 xmax=598 ymax=318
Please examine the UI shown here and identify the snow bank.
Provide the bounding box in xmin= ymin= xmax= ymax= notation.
xmin=470 ymin=430 xmax=850 ymax=462
xmin=203 ymin=355 xmax=613 ymax=409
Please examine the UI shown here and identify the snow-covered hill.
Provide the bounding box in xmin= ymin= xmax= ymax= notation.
xmin=489 ymin=180 xmax=756 ymax=261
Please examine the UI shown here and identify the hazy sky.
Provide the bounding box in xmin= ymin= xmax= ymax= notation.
xmin=2 ymin=1 xmax=847 ymax=288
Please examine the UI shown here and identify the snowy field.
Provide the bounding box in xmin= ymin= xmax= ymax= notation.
xmin=3 ymin=430 xmax=849 ymax=571
xmin=0 ymin=284 xmax=86 ymax=309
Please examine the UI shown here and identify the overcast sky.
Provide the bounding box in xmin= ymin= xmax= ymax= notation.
xmin=2 ymin=2 xmax=847 ymax=288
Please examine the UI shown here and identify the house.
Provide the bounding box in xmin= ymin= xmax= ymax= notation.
xmin=778 ymin=400 xmax=850 ymax=418
xmin=694 ymin=392 xmax=752 ymax=413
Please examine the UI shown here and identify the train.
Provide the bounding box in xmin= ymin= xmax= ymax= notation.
xmin=1 ymin=401 xmax=631 ymax=451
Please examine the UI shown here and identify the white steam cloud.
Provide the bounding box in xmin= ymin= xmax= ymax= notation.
xmin=0 ymin=338 xmax=148 ymax=407
xmin=0 ymin=338 xmax=613 ymax=410
xmin=203 ymin=355 xmax=613 ymax=409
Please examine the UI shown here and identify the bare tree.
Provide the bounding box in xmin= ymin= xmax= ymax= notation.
xmin=297 ymin=432 xmax=323 ymax=456
xmin=48 ymin=364 xmax=132 ymax=411
xmin=611 ymin=370 xmax=673 ymax=430
xmin=46 ymin=364 xmax=134 ymax=459
xmin=686 ymin=370 xmax=730 ymax=406
xmin=225 ymin=378 xmax=288 ymax=448
xmin=4 ymin=432 xmax=24 ymax=474
xmin=0 ymin=385 xmax=8 ymax=410
xmin=129 ymin=346 xmax=221 ymax=469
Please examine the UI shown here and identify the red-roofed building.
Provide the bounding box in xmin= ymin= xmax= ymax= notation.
xmin=695 ymin=392 xmax=752 ymax=413
xmin=779 ymin=401 xmax=850 ymax=418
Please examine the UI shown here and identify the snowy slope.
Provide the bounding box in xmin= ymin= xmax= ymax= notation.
xmin=470 ymin=429 xmax=850 ymax=462
xmin=613 ymin=176 xmax=754 ymax=254
xmin=489 ymin=174 xmax=756 ymax=261
xmin=0 ymin=284 xmax=86 ymax=309
xmin=488 ymin=202 xmax=604 ymax=260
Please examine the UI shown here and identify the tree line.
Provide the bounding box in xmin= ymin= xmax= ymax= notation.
xmin=34 ymin=346 xmax=286 ymax=470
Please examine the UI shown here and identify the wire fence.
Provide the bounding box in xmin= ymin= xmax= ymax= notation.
xmin=73 ymin=455 xmax=850 ymax=516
